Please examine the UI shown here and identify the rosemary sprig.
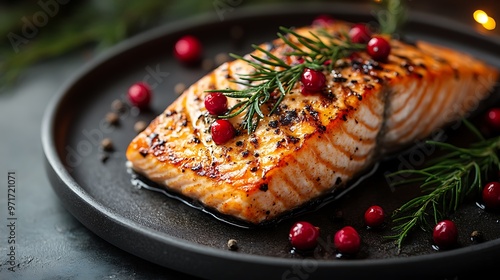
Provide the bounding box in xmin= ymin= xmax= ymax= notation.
xmin=211 ymin=0 xmax=407 ymax=133
xmin=212 ymin=26 xmax=366 ymax=133
xmin=386 ymin=121 xmax=500 ymax=250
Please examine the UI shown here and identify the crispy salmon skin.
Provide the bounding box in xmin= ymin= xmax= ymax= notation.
xmin=126 ymin=21 xmax=498 ymax=225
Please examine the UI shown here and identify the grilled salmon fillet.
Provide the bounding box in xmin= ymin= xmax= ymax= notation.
xmin=126 ymin=21 xmax=499 ymax=225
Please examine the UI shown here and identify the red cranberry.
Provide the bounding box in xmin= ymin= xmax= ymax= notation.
xmin=433 ymin=220 xmax=458 ymax=249
xmin=349 ymin=24 xmax=372 ymax=44
xmin=205 ymin=92 xmax=228 ymax=116
xmin=364 ymin=205 xmax=385 ymax=227
xmin=211 ymin=119 xmax=235 ymax=145
xmin=289 ymin=221 xmax=320 ymax=250
xmin=367 ymin=36 xmax=391 ymax=61
xmin=312 ymin=14 xmax=334 ymax=26
xmin=485 ymin=108 xmax=500 ymax=130
xmin=482 ymin=181 xmax=500 ymax=210
xmin=174 ymin=35 xmax=202 ymax=64
xmin=334 ymin=226 xmax=361 ymax=254
xmin=127 ymin=82 xmax=151 ymax=108
xmin=301 ymin=68 xmax=326 ymax=94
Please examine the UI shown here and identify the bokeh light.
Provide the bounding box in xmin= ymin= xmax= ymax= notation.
xmin=474 ymin=10 xmax=496 ymax=31
xmin=483 ymin=17 xmax=496 ymax=30
xmin=474 ymin=10 xmax=488 ymax=24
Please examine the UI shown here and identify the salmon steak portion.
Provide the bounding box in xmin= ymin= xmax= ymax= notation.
xmin=126 ymin=21 xmax=499 ymax=225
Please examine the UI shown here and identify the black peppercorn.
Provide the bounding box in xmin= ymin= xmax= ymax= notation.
xmin=227 ymin=239 xmax=238 ymax=251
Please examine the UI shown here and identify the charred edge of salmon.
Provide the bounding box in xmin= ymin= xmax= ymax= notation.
xmin=127 ymin=164 xmax=380 ymax=229
xmin=126 ymin=78 xmax=386 ymax=224
xmin=126 ymin=21 xmax=500 ymax=225
xmin=126 ymin=90 xmax=384 ymax=226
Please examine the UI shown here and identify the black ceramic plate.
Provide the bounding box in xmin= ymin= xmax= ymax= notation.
xmin=42 ymin=3 xmax=500 ymax=280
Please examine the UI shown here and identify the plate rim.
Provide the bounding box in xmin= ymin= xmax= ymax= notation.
xmin=41 ymin=2 xmax=500 ymax=279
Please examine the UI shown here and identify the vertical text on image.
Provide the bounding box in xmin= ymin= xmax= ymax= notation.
xmin=6 ymin=171 xmax=17 ymax=272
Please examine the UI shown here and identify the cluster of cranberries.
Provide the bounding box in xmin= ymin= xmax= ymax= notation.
xmin=289 ymin=179 xmax=500 ymax=254
xmin=170 ymin=16 xmax=394 ymax=145
xmin=350 ymin=22 xmax=391 ymax=62
xmin=298 ymin=17 xmax=391 ymax=96
xmin=480 ymin=108 xmax=500 ymax=210
xmin=288 ymin=204 xmax=385 ymax=255
xmin=128 ymin=16 xmax=499 ymax=254
xmin=125 ymin=83 xmax=235 ymax=145
xmin=204 ymin=92 xmax=235 ymax=145
xmin=477 ymin=110 xmax=500 ymax=212
xmin=427 ymin=103 xmax=500 ymax=250
xmin=287 ymin=205 xmax=457 ymax=254
xmin=170 ymin=34 xmax=236 ymax=145
xmin=349 ymin=23 xmax=391 ymax=61
xmin=126 ymin=35 xmax=204 ymax=108
xmin=128 ymin=34 xmax=236 ymax=145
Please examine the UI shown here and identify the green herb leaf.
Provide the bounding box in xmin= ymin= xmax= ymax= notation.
xmin=212 ymin=26 xmax=366 ymax=133
xmin=386 ymin=120 xmax=500 ymax=251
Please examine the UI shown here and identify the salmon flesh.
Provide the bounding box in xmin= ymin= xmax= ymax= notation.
xmin=126 ymin=21 xmax=499 ymax=225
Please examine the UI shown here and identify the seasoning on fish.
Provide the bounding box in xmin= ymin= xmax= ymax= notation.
xmin=126 ymin=20 xmax=499 ymax=225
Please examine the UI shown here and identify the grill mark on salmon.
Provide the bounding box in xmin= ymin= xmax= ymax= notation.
xmin=389 ymin=82 xmax=432 ymax=141
xmin=416 ymin=79 xmax=450 ymax=137
xmin=414 ymin=80 xmax=445 ymax=134
xmin=126 ymin=21 xmax=499 ymax=225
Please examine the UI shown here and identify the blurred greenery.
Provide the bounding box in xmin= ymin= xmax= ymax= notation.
xmin=0 ymin=0 xmax=372 ymax=90
xmin=1 ymin=0 xmax=172 ymax=87
xmin=1 ymin=0 xmax=361 ymax=88
xmin=1 ymin=0 xmax=495 ymax=91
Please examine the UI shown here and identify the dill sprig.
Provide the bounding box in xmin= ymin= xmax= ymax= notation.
xmin=212 ymin=26 xmax=366 ymax=133
xmin=386 ymin=121 xmax=500 ymax=250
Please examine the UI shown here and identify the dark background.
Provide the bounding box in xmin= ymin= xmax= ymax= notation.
xmin=1 ymin=1 xmax=499 ymax=279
